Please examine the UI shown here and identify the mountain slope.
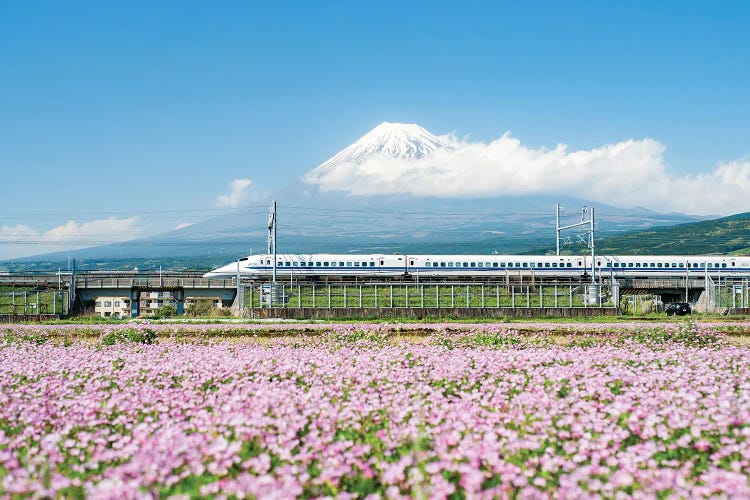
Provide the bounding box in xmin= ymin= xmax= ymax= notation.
xmin=544 ymin=212 xmax=750 ymax=255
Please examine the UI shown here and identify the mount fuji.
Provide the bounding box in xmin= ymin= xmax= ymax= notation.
xmin=4 ymin=122 xmax=704 ymax=270
xmin=304 ymin=122 xmax=455 ymax=183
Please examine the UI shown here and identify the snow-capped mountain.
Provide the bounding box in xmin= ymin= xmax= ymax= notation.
xmin=303 ymin=122 xmax=454 ymax=183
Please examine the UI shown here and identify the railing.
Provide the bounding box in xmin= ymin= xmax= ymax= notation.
xmin=620 ymin=278 xmax=707 ymax=289
xmin=242 ymin=282 xmax=617 ymax=310
xmin=75 ymin=277 xmax=237 ymax=289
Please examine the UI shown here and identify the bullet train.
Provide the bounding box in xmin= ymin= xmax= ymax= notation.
xmin=204 ymin=253 xmax=750 ymax=279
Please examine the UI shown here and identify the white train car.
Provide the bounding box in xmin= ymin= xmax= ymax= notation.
xmin=204 ymin=253 xmax=750 ymax=279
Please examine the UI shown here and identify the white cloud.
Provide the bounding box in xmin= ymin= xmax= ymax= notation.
xmin=216 ymin=178 xmax=252 ymax=208
xmin=174 ymin=222 xmax=193 ymax=230
xmin=0 ymin=217 xmax=140 ymax=260
xmin=306 ymin=133 xmax=750 ymax=215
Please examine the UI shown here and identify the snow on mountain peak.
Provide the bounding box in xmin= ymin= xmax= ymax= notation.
xmin=304 ymin=122 xmax=454 ymax=182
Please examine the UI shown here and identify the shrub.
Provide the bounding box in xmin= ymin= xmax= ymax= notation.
xmin=102 ymin=327 xmax=158 ymax=346
xmin=154 ymin=304 xmax=176 ymax=318
xmin=186 ymin=300 xmax=214 ymax=317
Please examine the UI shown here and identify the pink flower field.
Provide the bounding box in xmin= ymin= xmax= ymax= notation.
xmin=1 ymin=323 xmax=749 ymax=498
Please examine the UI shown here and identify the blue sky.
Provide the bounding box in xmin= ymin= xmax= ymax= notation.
xmin=1 ymin=1 xmax=749 ymax=258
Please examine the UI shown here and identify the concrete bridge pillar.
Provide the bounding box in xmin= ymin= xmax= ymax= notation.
xmin=174 ymin=289 xmax=185 ymax=315
xmin=130 ymin=289 xmax=140 ymax=318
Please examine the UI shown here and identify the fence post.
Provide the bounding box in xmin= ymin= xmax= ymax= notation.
xmin=375 ymin=284 xmax=378 ymax=308
xmin=343 ymin=285 xmax=346 ymax=308
xmin=481 ymin=284 xmax=485 ymax=308
xmin=451 ymin=285 xmax=454 ymax=308
xmin=328 ymin=284 xmax=331 ymax=309
xmin=420 ymin=284 xmax=424 ymax=308
xmin=526 ymin=286 xmax=530 ymax=308
xmin=496 ymin=285 xmax=500 ymax=308
xmin=570 ymin=285 xmax=573 ymax=307
xmin=511 ymin=286 xmax=515 ymax=308
xmin=436 ymin=285 xmax=439 ymax=307
xmin=406 ymin=285 xmax=409 ymax=308
xmin=359 ymin=285 xmax=362 ymax=308
xmin=539 ymin=286 xmax=542 ymax=308
xmin=390 ymin=285 xmax=393 ymax=308
xmin=312 ymin=284 xmax=316 ymax=308
xmin=466 ymin=285 xmax=469 ymax=308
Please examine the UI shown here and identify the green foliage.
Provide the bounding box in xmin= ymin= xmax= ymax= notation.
xmin=155 ymin=304 xmax=176 ymax=318
xmin=102 ymin=327 xmax=157 ymax=346
xmin=185 ymin=300 xmax=214 ymax=317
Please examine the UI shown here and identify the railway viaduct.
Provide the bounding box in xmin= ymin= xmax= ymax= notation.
xmin=3 ymin=271 xmax=745 ymax=318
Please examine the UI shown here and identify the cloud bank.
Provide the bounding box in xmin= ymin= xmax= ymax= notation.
xmin=216 ymin=179 xmax=252 ymax=208
xmin=0 ymin=217 xmax=140 ymax=260
xmin=306 ymin=133 xmax=750 ymax=215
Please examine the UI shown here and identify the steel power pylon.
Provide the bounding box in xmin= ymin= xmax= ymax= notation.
xmin=267 ymin=201 xmax=277 ymax=284
xmin=555 ymin=204 xmax=596 ymax=285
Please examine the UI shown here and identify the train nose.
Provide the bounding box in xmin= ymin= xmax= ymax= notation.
xmin=203 ymin=264 xmax=235 ymax=278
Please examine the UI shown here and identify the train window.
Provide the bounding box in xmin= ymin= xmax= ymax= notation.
xmin=300 ymin=262 xmax=306 ymax=267
xmin=516 ymin=262 xmax=521 ymax=267
xmin=278 ymin=262 xmax=283 ymax=267
xmin=410 ymin=260 xmax=414 ymax=266
xmin=567 ymin=263 xmax=572 ymax=267
xmin=470 ymin=262 xmax=476 ymax=267
xmin=493 ymin=263 xmax=499 ymax=267
xmin=671 ymin=263 xmax=677 ymax=268
xmin=612 ymin=263 xmax=617 ymax=268
xmin=346 ymin=262 xmax=352 ymax=267
xmin=463 ymin=262 xmax=468 ymax=267
xmin=478 ymin=262 xmax=483 ymax=267
xmin=552 ymin=263 xmax=557 ymax=268
xmin=440 ymin=262 xmax=446 ymax=267
xmin=432 ymin=262 xmax=438 ymax=267
xmin=536 ymin=263 xmax=542 ymax=268
xmin=722 ymin=263 xmax=727 ymax=268
xmin=657 ymin=263 xmax=663 ymax=268
xmin=577 ymin=260 xmax=582 ymax=266
xmin=285 ymin=262 xmax=290 ymax=267
xmin=731 ymin=262 xmax=736 ymax=267
xmin=379 ymin=260 xmax=384 ymax=265
xmin=523 ymin=262 xmax=528 ymax=268
xmin=650 ymin=263 xmax=655 ymax=267
xmin=354 ymin=262 xmax=360 ymax=267
xmin=369 ymin=262 xmax=375 ymax=267
xmin=239 ymin=257 xmax=249 ymax=262
xmin=448 ymin=262 xmax=454 ymax=267
xmin=323 ymin=262 xmax=329 ymax=266
xmin=314 ymin=262 xmax=320 ymax=267
xmin=485 ymin=262 xmax=491 ymax=267
xmin=266 ymin=260 xmax=271 ymax=265
xmin=293 ymin=262 xmax=298 ymax=267
xmin=678 ymin=263 xmax=684 ymax=268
